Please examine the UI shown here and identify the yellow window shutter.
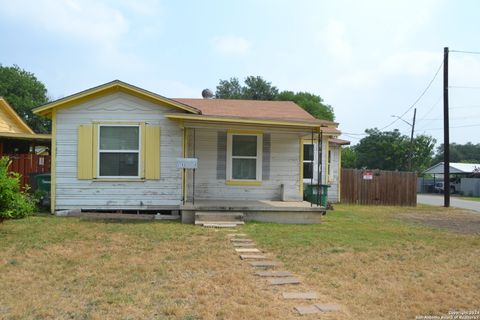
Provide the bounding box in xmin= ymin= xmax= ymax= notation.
xmin=144 ymin=125 xmax=161 ymax=180
xmin=78 ymin=124 xmax=94 ymax=179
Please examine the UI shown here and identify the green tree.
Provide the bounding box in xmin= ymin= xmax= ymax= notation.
xmin=277 ymin=91 xmax=334 ymax=121
xmin=341 ymin=146 xmax=357 ymax=168
xmin=432 ymin=142 xmax=480 ymax=164
xmin=215 ymin=76 xmax=334 ymax=121
xmin=215 ymin=77 xmax=243 ymax=99
xmin=353 ymin=128 xmax=435 ymax=172
xmin=0 ymin=64 xmax=50 ymax=133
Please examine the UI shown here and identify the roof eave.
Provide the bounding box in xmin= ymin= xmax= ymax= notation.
xmin=33 ymin=80 xmax=201 ymax=118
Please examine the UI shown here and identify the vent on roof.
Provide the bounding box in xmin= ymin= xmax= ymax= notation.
xmin=201 ymin=89 xmax=214 ymax=99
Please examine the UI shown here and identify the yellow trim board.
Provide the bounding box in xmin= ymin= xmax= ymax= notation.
xmin=166 ymin=114 xmax=327 ymax=129
xmin=33 ymin=80 xmax=200 ymax=117
xmin=225 ymin=180 xmax=262 ymax=186
xmin=227 ymin=129 xmax=263 ymax=135
xmin=50 ymin=110 xmax=57 ymax=213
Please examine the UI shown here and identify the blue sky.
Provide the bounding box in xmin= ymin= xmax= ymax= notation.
xmin=1 ymin=0 xmax=480 ymax=146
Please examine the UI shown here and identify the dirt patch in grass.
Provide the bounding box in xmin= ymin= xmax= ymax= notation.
xmin=398 ymin=208 xmax=480 ymax=234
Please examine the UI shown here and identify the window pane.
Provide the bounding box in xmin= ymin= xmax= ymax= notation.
xmin=232 ymin=158 xmax=256 ymax=179
xmin=232 ymin=135 xmax=257 ymax=156
xmin=303 ymin=162 xmax=313 ymax=179
xmin=304 ymin=144 xmax=314 ymax=161
xmin=99 ymin=153 xmax=139 ymax=176
xmin=100 ymin=126 xmax=139 ymax=150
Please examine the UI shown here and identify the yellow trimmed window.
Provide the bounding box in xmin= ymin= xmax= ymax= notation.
xmin=226 ymin=132 xmax=263 ymax=182
xmin=77 ymin=122 xmax=160 ymax=180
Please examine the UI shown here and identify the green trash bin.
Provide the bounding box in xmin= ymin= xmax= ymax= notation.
xmin=34 ymin=174 xmax=51 ymax=194
xmin=304 ymin=184 xmax=330 ymax=206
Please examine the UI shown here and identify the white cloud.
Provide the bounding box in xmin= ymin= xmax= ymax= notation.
xmin=0 ymin=0 xmax=128 ymax=46
xmin=211 ymin=35 xmax=251 ymax=56
xmin=321 ymin=19 xmax=352 ymax=63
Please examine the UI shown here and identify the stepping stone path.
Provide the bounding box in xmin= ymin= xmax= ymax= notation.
xmin=316 ymin=303 xmax=341 ymax=312
xmin=235 ymin=248 xmax=261 ymax=253
xmin=255 ymin=271 xmax=293 ymax=277
xmin=233 ymin=242 xmax=256 ymax=247
xmin=227 ymin=232 xmax=344 ymax=316
xmin=294 ymin=305 xmax=321 ymax=315
xmin=283 ymin=292 xmax=318 ymax=300
xmin=267 ymin=277 xmax=301 ymax=285
xmin=239 ymin=254 xmax=267 ymax=260
xmin=249 ymin=261 xmax=278 ymax=268
xmin=294 ymin=303 xmax=342 ymax=315
xmin=230 ymin=238 xmax=253 ymax=243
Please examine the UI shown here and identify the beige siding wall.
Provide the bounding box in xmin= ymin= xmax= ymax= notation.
xmin=55 ymin=92 xmax=184 ymax=210
xmin=186 ymin=128 xmax=301 ymax=201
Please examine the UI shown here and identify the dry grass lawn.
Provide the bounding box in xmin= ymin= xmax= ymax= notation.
xmin=244 ymin=205 xmax=480 ymax=320
xmin=0 ymin=205 xmax=479 ymax=319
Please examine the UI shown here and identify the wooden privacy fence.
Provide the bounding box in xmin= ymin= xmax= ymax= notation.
xmin=341 ymin=169 xmax=417 ymax=206
xmin=6 ymin=154 xmax=51 ymax=189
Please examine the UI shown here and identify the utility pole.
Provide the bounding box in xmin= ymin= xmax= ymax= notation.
xmin=409 ymin=108 xmax=417 ymax=171
xmin=443 ymin=47 xmax=450 ymax=207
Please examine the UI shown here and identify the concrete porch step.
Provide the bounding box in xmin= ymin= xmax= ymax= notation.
xmin=195 ymin=211 xmax=245 ymax=222
xmin=195 ymin=220 xmax=245 ymax=225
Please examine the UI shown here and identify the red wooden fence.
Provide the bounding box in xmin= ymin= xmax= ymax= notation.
xmin=6 ymin=154 xmax=51 ymax=189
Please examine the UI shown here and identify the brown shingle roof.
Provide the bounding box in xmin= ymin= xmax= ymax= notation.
xmin=174 ymin=98 xmax=317 ymax=121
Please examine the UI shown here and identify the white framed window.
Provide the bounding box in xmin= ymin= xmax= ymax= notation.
xmin=226 ymin=133 xmax=263 ymax=181
xmin=303 ymin=142 xmax=318 ymax=183
xmin=98 ymin=124 xmax=141 ymax=178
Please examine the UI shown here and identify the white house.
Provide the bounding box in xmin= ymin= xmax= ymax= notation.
xmin=33 ymin=80 xmax=347 ymax=223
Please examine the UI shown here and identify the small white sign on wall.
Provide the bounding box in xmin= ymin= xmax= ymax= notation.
xmin=176 ymin=158 xmax=198 ymax=169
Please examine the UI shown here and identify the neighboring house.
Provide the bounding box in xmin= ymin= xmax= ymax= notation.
xmin=0 ymin=97 xmax=51 ymax=155
xmin=0 ymin=97 xmax=51 ymax=188
xmin=33 ymin=80 xmax=346 ymax=221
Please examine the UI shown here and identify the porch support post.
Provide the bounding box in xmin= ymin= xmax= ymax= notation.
xmin=310 ymin=129 xmax=314 ymax=207
xmin=317 ymin=129 xmax=322 ymax=207
xmin=193 ymin=128 xmax=196 ymax=206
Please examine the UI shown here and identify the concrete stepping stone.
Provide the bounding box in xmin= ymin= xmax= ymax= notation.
xmin=282 ymin=292 xmax=318 ymax=300
xmin=250 ymin=261 xmax=278 ymax=268
xmin=233 ymin=242 xmax=256 ymax=247
xmin=294 ymin=305 xmax=321 ymax=315
xmin=230 ymin=238 xmax=253 ymax=242
xmin=255 ymin=271 xmax=292 ymax=277
xmin=267 ymin=277 xmax=301 ymax=285
xmin=235 ymin=248 xmax=261 ymax=253
xmin=315 ymin=303 xmax=341 ymax=312
xmin=228 ymin=233 xmax=247 ymax=237
xmin=239 ymin=254 xmax=267 ymax=260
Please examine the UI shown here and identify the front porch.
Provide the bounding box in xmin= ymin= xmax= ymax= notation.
xmin=180 ymin=199 xmax=325 ymax=224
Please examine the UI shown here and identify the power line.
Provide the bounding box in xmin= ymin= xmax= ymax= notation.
xmin=342 ymin=132 xmax=367 ymax=136
xmin=451 ymin=105 xmax=480 ymax=109
xmin=379 ymin=60 xmax=443 ymax=131
xmin=417 ymin=96 xmax=442 ymax=121
xmin=450 ymin=49 xmax=480 ymax=55
xmin=423 ymin=123 xmax=480 ymax=131
xmin=449 ymin=85 xmax=480 ymax=89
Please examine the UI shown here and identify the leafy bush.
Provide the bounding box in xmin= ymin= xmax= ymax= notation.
xmin=0 ymin=157 xmax=36 ymax=222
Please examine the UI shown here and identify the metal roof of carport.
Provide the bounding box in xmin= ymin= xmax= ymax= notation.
xmin=424 ymin=162 xmax=480 ymax=174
